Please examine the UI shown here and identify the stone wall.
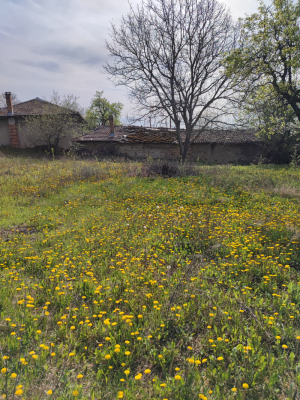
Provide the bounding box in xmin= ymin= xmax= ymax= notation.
xmin=81 ymin=141 xmax=262 ymax=164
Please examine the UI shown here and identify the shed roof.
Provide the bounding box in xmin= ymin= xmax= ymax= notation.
xmin=76 ymin=125 xmax=260 ymax=145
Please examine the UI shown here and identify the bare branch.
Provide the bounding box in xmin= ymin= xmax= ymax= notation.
xmin=104 ymin=0 xmax=239 ymax=161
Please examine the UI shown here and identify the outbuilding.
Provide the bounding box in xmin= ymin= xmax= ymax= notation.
xmin=0 ymin=92 xmax=85 ymax=149
xmin=75 ymin=116 xmax=263 ymax=164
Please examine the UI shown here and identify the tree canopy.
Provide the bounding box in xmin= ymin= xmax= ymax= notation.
xmin=225 ymin=0 xmax=300 ymax=123
xmin=85 ymin=91 xmax=123 ymax=130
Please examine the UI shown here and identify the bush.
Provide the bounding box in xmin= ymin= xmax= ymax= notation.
xmin=134 ymin=161 xmax=200 ymax=178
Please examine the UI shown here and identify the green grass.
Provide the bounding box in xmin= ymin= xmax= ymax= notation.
xmin=0 ymin=156 xmax=300 ymax=400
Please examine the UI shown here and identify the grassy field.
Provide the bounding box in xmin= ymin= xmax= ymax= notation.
xmin=0 ymin=155 xmax=300 ymax=400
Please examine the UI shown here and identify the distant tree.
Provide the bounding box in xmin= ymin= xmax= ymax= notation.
xmin=85 ymin=91 xmax=123 ymax=130
xmin=224 ymin=0 xmax=300 ymax=123
xmin=223 ymin=0 xmax=300 ymax=163
xmin=50 ymin=91 xmax=85 ymax=115
xmin=104 ymin=0 xmax=239 ymax=162
xmin=20 ymin=91 xmax=85 ymax=153
xmin=234 ymin=84 xmax=300 ymax=162
xmin=0 ymin=92 xmax=21 ymax=108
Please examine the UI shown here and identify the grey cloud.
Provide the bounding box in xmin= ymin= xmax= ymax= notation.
xmin=81 ymin=56 xmax=105 ymax=66
xmin=1 ymin=0 xmax=265 ymax=116
xmin=32 ymin=44 xmax=108 ymax=67
xmin=15 ymin=59 xmax=60 ymax=72
xmin=38 ymin=61 xmax=60 ymax=72
xmin=6 ymin=0 xmax=27 ymax=5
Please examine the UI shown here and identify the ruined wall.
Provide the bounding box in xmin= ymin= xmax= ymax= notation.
xmin=190 ymin=143 xmax=262 ymax=164
xmin=117 ymin=143 xmax=180 ymax=160
xmin=81 ymin=141 xmax=262 ymax=164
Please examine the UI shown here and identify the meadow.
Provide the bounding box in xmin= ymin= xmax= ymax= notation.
xmin=0 ymin=155 xmax=300 ymax=400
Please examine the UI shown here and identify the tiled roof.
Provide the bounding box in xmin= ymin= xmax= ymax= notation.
xmin=76 ymin=125 xmax=261 ymax=144
xmin=0 ymin=98 xmax=83 ymax=119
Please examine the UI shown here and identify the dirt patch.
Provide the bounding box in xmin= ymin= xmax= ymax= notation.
xmin=0 ymin=226 xmax=40 ymax=240
xmin=273 ymin=186 xmax=300 ymax=199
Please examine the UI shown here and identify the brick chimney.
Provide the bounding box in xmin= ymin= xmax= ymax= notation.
xmin=5 ymin=92 xmax=20 ymax=147
xmin=5 ymin=92 xmax=13 ymax=115
xmin=109 ymin=115 xmax=114 ymax=137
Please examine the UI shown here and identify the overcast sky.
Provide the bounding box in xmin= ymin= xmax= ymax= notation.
xmin=0 ymin=0 xmax=271 ymax=121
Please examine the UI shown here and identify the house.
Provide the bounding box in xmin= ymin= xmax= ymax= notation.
xmin=75 ymin=116 xmax=263 ymax=164
xmin=0 ymin=92 xmax=85 ymax=149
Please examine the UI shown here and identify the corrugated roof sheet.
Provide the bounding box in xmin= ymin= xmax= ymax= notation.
xmin=76 ymin=125 xmax=260 ymax=144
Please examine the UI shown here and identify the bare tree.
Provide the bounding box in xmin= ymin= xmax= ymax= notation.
xmin=104 ymin=0 xmax=239 ymax=161
xmin=0 ymin=92 xmax=21 ymax=108
xmin=50 ymin=91 xmax=85 ymax=116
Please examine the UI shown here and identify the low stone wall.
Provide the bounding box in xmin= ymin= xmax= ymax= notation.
xmin=79 ymin=141 xmax=262 ymax=164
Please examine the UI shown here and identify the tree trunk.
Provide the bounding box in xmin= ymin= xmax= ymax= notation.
xmin=180 ymin=128 xmax=192 ymax=163
xmin=180 ymin=145 xmax=189 ymax=163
